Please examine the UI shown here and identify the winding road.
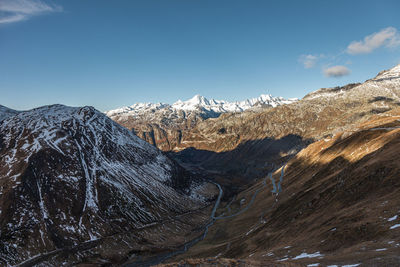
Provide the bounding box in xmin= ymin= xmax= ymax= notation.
xmin=215 ymin=163 xmax=284 ymax=220
xmin=127 ymin=163 xmax=288 ymax=266
xmin=125 ymin=182 xmax=223 ymax=267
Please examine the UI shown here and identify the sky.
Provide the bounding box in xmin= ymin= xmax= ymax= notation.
xmin=1 ymin=0 xmax=400 ymax=111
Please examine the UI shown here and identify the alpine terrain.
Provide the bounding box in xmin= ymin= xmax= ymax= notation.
xmin=1 ymin=64 xmax=400 ymax=266
xmin=3 ymin=0 xmax=400 ymax=266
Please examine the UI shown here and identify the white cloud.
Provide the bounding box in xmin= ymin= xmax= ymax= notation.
xmin=347 ymin=27 xmax=400 ymax=54
xmin=0 ymin=14 xmax=26 ymax=24
xmin=299 ymin=54 xmax=319 ymax=69
xmin=0 ymin=0 xmax=62 ymax=24
xmin=323 ymin=65 xmax=351 ymax=77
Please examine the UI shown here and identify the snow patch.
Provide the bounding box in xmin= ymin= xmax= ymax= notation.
xmin=277 ymin=257 xmax=289 ymax=262
xmin=293 ymin=252 xmax=324 ymax=259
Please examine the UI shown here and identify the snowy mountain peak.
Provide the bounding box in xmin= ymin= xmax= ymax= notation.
xmin=172 ymin=94 xmax=213 ymax=111
xmin=189 ymin=94 xmax=207 ymax=104
xmin=375 ymin=64 xmax=400 ymax=80
xmin=106 ymin=93 xmax=297 ymax=119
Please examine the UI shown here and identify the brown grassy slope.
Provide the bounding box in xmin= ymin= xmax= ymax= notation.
xmin=165 ymin=109 xmax=400 ymax=266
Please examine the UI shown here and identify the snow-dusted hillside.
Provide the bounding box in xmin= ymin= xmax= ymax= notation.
xmin=0 ymin=105 xmax=19 ymax=121
xmin=105 ymin=94 xmax=297 ymax=118
xmin=0 ymin=104 xmax=206 ymax=265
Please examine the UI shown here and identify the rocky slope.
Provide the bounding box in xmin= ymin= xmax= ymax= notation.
xmin=166 ymin=107 xmax=400 ymax=266
xmin=0 ymin=105 xmax=213 ymax=265
xmin=106 ymin=94 xmax=297 ymax=151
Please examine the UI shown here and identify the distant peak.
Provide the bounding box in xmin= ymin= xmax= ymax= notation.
xmin=188 ymin=94 xmax=207 ymax=102
xmin=175 ymin=94 xmax=210 ymax=108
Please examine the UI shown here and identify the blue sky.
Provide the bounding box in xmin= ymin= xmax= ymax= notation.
xmin=1 ymin=0 xmax=400 ymax=111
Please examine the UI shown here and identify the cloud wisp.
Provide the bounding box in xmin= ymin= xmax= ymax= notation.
xmin=347 ymin=27 xmax=400 ymax=54
xmin=299 ymin=54 xmax=327 ymax=69
xmin=299 ymin=54 xmax=319 ymax=69
xmin=0 ymin=0 xmax=62 ymax=24
xmin=323 ymin=65 xmax=351 ymax=78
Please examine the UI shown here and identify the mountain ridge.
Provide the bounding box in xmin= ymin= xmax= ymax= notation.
xmin=0 ymin=104 xmax=212 ymax=265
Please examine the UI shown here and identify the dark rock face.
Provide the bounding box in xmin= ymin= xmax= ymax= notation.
xmin=0 ymin=105 xmax=206 ymax=265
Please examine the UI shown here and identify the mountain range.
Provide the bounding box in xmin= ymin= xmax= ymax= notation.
xmin=106 ymin=94 xmax=297 ymax=151
xmin=106 ymin=94 xmax=297 ymax=118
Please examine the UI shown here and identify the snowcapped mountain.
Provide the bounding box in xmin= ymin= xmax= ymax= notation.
xmin=105 ymin=94 xmax=297 ymax=151
xmin=0 ymin=104 xmax=208 ymax=265
xmin=106 ymin=94 xmax=297 ymax=118
xmin=172 ymin=94 xmax=296 ymax=113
